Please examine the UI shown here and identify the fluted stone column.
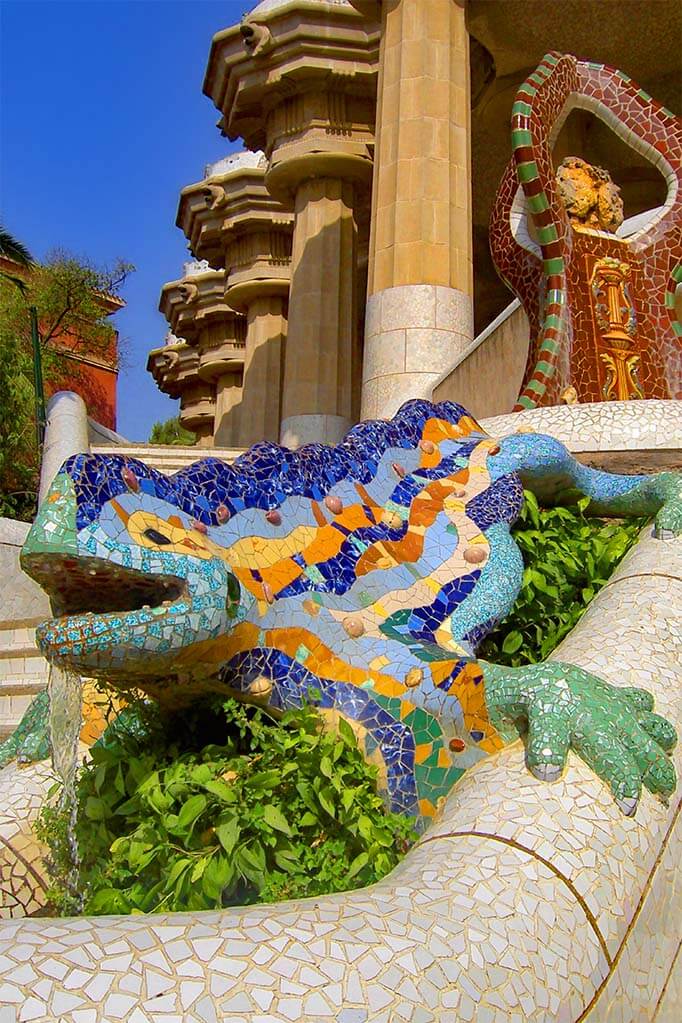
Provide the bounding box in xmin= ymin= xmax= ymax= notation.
xmin=280 ymin=177 xmax=359 ymax=449
xmin=214 ymin=372 xmax=242 ymax=447
xmin=203 ymin=2 xmax=379 ymax=446
xmin=236 ymin=294 xmax=287 ymax=446
xmin=361 ymin=0 xmax=474 ymax=419
xmin=180 ymin=381 xmax=215 ymax=446
xmin=153 ymin=264 xmax=245 ymax=447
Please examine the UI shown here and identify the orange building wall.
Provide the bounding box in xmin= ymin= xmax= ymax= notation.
xmin=47 ymin=351 xmax=118 ymax=430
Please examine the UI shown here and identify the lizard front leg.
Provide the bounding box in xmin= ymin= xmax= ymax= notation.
xmin=481 ymin=660 xmax=677 ymax=815
xmin=494 ymin=432 xmax=682 ymax=538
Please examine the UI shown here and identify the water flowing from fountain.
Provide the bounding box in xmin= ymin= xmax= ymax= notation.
xmin=48 ymin=663 xmax=84 ymax=911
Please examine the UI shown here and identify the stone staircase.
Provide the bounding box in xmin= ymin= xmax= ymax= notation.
xmin=91 ymin=444 xmax=244 ymax=474
xmin=0 ymin=519 xmax=50 ymax=740
xmin=0 ymin=620 xmax=50 ymax=741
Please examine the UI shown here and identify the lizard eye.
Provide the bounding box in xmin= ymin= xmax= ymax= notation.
xmin=143 ymin=527 xmax=172 ymax=546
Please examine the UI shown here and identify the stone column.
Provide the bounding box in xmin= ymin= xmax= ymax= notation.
xmin=38 ymin=391 xmax=90 ymax=504
xmin=180 ymin=381 xmax=215 ymax=447
xmin=236 ymin=294 xmax=287 ymax=447
xmin=154 ymin=264 xmax=245 ymax=447
xmin=203 ymin=3 xmax=379 ymax=446
xmin=214 ymin=372 xmax=242 ymax=447
xmin=280 ymin=177 xmax=359 ymax=449
xmin=361 ymin=0 xmax=474 ymax=419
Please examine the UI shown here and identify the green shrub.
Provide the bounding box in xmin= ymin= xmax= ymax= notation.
xmin=480 ymin=491 xmax=645 ymax=665
xmin=36 ymin=698 xmax=416 ymax=916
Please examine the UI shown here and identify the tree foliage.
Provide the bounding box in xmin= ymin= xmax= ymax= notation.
xmin=0 ymin=250 xmax=133 ymax=520
xmin=149 ymin=416 xmax=196 ymax=446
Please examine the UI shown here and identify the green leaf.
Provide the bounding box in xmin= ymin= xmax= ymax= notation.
xmin=501 ymin=631 xmax=523 ymax=654
xmin=216 ymin=818 xmax=240 ymax=855
xmin=177 ymin=794 xmax=207 ymax=829
xmin=204 ymin=779 xmax=237 ymax=802
xmin=262 ymin=805 xmax=292 ymax=836
xmin=341 ymin=789 xmax=355 ymax=812
xmin=166 ymin=857 xmax=191 ymax=887
xmin=274 ymin=849 xmax=299 ymax=873
xmin=347 ymin=852 xmax=369 ymax=878
xmin=337 ymin=718 xmax=356 ymax=746
xmin=249 ymin=770 xmax=280 ymax=792
xmin=298 ymin=811 xmax=319 ymax=828
xmin=85 ymin=797 xmax=107 ymax=821
xmin=317 ymin=785 xmax=337 ymax=818
xmin=191 ymin=856 xmax=210 ymax=883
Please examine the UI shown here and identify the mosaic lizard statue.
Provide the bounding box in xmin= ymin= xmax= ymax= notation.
xmin=8 ymin=400 xmax=680 ymax=829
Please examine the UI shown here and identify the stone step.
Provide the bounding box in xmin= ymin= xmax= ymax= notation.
xmin=0 ymin=645 xmax=42 ymax=660
xmin=0 ymin=626 xmax=40 ymax=653
xmin=0 ymin=679 xmax=46 ymax=697
xmin=91 ymin=444 xmax=244 ymax=475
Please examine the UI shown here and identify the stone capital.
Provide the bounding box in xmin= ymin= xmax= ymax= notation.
xmin=146 ymin=341 xmax=200 ymax=399
xmin=203 ymin=2 xmax=380 ymax=160
xmin=159 ymin=267 xmax=233 ymax=341
xmin=177 ymin=150 xmax=293 ymax=266
xmin=196 ymin=319 xmax=247 ymax=383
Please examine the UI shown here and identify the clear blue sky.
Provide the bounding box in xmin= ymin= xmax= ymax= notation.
xmin=1 ymin=0 xmax=249 ymax=440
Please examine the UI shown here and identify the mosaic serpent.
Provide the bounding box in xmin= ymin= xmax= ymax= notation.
xmin=6 ymin=400 xmax=680 ymax=828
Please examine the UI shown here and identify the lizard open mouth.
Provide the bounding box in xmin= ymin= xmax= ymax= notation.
xmin=23 ymin=551 xmax=187 ymax=673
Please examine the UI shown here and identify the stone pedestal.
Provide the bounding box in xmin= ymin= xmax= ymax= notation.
xmin=361 ymin=0 xmax=474 ymax=419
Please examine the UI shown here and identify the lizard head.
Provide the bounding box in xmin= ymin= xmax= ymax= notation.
xmin=21 ymin=456 xmax=246 ymax=700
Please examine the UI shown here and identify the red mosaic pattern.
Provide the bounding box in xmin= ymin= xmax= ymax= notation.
xmin=490 ymin=53 xmax=682 ymax=409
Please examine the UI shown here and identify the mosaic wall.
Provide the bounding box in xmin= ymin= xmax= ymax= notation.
xmin=0 ymin=480 xmax=680 ymax=1021
xmin=17 ymin=399 xmax=680 ymax=829
xmin=490 ymin=53 xmax=682 ymax=409
xmin=1 ymin=399 xmax=680 ymax=1020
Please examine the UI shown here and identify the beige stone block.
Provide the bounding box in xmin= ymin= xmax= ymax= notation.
xmin=372 ymin=247 xmax=394 ymax=294
xmin=373 ymin=370 xmax=442 ymax=417
xmin=381 ymin=40 xmax=401 ymax=88
xmin=362 ymin=328 xmax=406 ymax=383
xmin=392 ymin=241 xmax=430 ymax=286
xmin=450 ymin=82 xmax=469 ymax=126
xmin=413 ymin=242 xmax=452 ymax=287
xmin=395 ymin=118 xmax=433 ymax=162
xmin=359 ymin=376 xmax=379 ymax=420
xmin=404 ymin=327 xmax=471 ymax=375
xmin=424 ymin=200 xmax=451 ymax=246
xmin=415 ymin=119 xmax=443 ymax=163
xmin=421 ymin=158 xmax=451 ymax=201
xmin=380 ymin=284 xmax=436 ymax=332
xmin=423 ymin=0 xmax=454 ymax=43
xmin=398 ymin=39 xmax=426 ymax=82
xmin=435 ymin=286 xmax=474 ymax=335
xmin=364 ymin=292 xmax=382 ymax=340
xmin=280 ymin=414 xmax=351 ymax=449
xmin=373 ymin=201 xmax=396 ymax=253
xmin=453 ymin=162 xmax=471 ymax=211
